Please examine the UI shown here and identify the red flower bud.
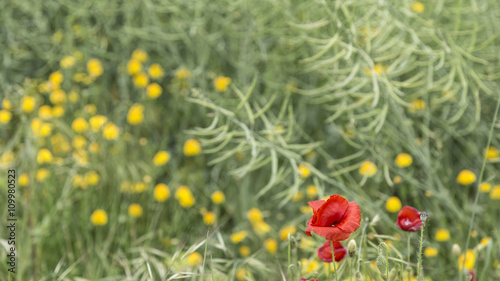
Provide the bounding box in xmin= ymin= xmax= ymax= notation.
xmin=317 ymin=240 xmax=347 ymax=262
xmin=395 ymin=206 xmax=422 ymax=232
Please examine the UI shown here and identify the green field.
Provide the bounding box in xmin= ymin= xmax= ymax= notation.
xmin=1 ymin=0 xmax=499 ymax=280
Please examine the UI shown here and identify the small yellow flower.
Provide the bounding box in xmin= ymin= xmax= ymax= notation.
xmin=0 ymin=110 xmax=12 ymax=124
xmin=2 ymin=98 xmax=12 ymax=110
xmin=139 ymin=137 xmax=148 ymax=146
xmin=72 ymin=118 xmax=89 ymax=133
xmin=490 ymin=185 xmax=500 ymax=200
xmin=89 ymin=142 xmax=99 ymax=153
xmin=203 ymin=211 xmax=217 ymax=225
xmin=183 ymin=139 xmax=202 ymax=156
xmin=146 ymin=83 xmax=162 ymax=99
xmin=68 ymin=91 xmax=79 ymax=103
xmin=175 ymin=67 xmax=191 ymax=80
xmin=359 ymin=161 xmax=377 ymax=177
xmin=239 ymin=246 xmax=251 ymax=257
xmin=153 ymin=151 xmax=170 ymax=166
xmin=291 ymin=190 xmax=304 ymax=202
xmin=84 ymin=171 xmax=100 ymax=185
xmin=484 ymin=146 xmax=499 ymax=159
xmin=132 ymin=49 xmax=148 ymax=62
xmin=211 ymin=191 xmax=225 ymax=204
xmin=39 ymin=123 xmax=53 ymax=137
xmin=411 ymin=1 xmax=425 ymax=13
xmin=480 ymin=237 xmax=491 ymax=246
xmin=236 ymin=268 xmax=248 ymax=281
xmin=305 ymin=185 xmax=318 ymax=198
xmin=435 ymin=229 xmax=450 ymax=242
xmin=134 ymin=182 xmax=148 ymax=193
xmin=279 ymin=225 xmax=296 ymax=240
xmin=154 ymin=183 xmax=170 ymax=202
xmin=230 ymin=231 xmax=248 ymax=244
xmin=298 ymin=163 xmax=311 ymax=178
xmin=127 ymin=59 xmax=142 ymax=75
xmin=458 ymin=249 xmax=476 ymax=270
xmin=128 ymin=203 xmax=143 ymax=218
xmin=90 ymin=209 xmax=108 ymax=226
xmin=52 ymin=106 xmax=65 ymax=118
xmin=73 ymin=175 xmax=85 ymax=189
xmin=19 ymin=173 xmax=29 ymax=186
xmin=37 ymin=148 xmax=53 ymax=164
xmin=385 ymin=196 xmax=402 ymax=213
xmin=87 ymin=58 xmax=103 ymax=78
xmin=264 ymin=239 xmax=277 ymax=254
xmin=395 ymin=153 xmax=413 ymax=168
xmin=60 ymin=56 xmax=76 ymax=68
xmin=133 ymin=72 xmax=149 ymax=88
xmin=393 ymin=176 xmax=402 ymax=184
xmin=84 ymin=104 xmax=97 ymax=115
xmin=187 ymin=252 xmax=202 ymax=266
xmin=471 ymin=230 xmax=477 ymax=238
xmin=103 ymin=122 xmax=120 ymax=140
xmin=148 ymin=63 xmax=164 ymax=79
xmin=247 ymin=208 xmax=263 ymax=223
xmin=127 ymin=104 xmax=145 ymax=125
xmin=72 ymin=135 xmax=87 ymax=149
xmin=214 ymin=76 xmax=231 ymax=92
xmin=301 ymin=259 xmax=320 ymax=274
xmin=21 ymin=96 xmax=37 ymax=113
xmin=300 ymin=205 xmax=313 ymax=214
xmin=175 ymin=185 xmax=195 ymax=208
xmin=424 ymin=247 xmax=438 ymax=257
xmin=253 ymin=220 xmax=271 ymax=236
xmin=409 ymin=99 xmax=426 ymax=113
xmin=479 ymin=182 xmax=491 ymax=193
xmin=49 ymin=71 xmax=64 ymax=86
xmin=89 ymin=115 xmax=108 ymax=132
xmin=456 ymin=169 xmax=476 ymax=185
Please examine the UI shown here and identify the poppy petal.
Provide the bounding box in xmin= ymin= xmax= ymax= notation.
xmin=336 ymin=201 xmax=361 ymax=234
xmin=310 ymin=225 xmax=351 ymax=241
xmin=396 ymin=206 xmax=422 ymax=232
xmin=317 ymin=240 xmax=347 ymax=262
xmin=308 ymin=200 xmax=325 ymax=214
xmin=315 ymin=195 xmax=349 ymax=227
xmin=305 ymin=216 xmax=314 ymax=236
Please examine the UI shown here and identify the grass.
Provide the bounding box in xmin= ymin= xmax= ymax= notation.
xmin=0 ymin=0 xmax=500 ymax=280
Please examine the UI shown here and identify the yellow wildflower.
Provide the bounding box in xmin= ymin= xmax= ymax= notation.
xmin=247 ymin=208 xmax=263 ymax=223
xmin=127 ymin=59 xmax=142 ymax=75
xmin=456 ymin=169 xmax=476 ymax=185
xmin=72 ymin=135 xmax=87 ymax=150
xmin=435 ymin=229 xmax=450 ymax=242
xmin=36 ymin=169 xmax=50 ymax=182
xmin=175 ymin=185 xmax=195 ymax=207
xmin=87 ymin=58 xmax=103 ymax=78
xmin=103 ymin=122 xmax=120 ymax=140
xmin=148 ymin=63 xmax=164 ymax=79
xmin=424 ymin=247 xmax=438 ymax=257
xmin=359 ymin=161 xmax=377 ymax=177
xmin=479 ymin=182 xmax=491 ymax=193
xmin=385 ymin=196 xmax=402 ymax=213
xmin=0 ymin=110 xmax=12 ymax=124
xmin=214 ymin=76 xmax=231 ymax=92
xmin=89 ymin=142 xmax=99 ymax=153
xmin=485 ymin=146 xmax=499 ymax=159
xmin=84 ymin=104 xmax=97 ymax=115
xmin=68 ymin=91 xmax=79 ymax=103
xmin=21 ymin=96 xmax=37 ymax=113
xmin=306 ymin=185 xmax=318 ymax=198
xmin=298 ymin=163 xmax=311 ymax=178
xmin=236 ymin=268 xmax=248 ymax=281
xmin=301 ymin=259 xmax=320 ymax=274
xmin=128 ymin=204 xmax=143 ymax=218
xmin=72 ymin=118 xmax=89 ymax=133
xmin=187 ymin=252 xmax=202 ymax=266
xmin=239 ymin=246 xmax=250 ymax=257
xmin=253 ymin=220 xmax=271 ymax=235
xmin=490 ymin=185 xmax=500 ymax=199
xmin=52 ymin=106 xmax=65 ymax=118
xmin=154 ymin=183 xmax=170 ymax=202
xmin=175 ymin=67 xmax=191 ymax=79
xmin=19 ymin=174 xmax=29 ymax=186
xmin=132 ymin=49 xmax=148 ymax=62
xmin=393 ymin=176 xmax=402 ymax=184
xmin=230 ymin=231 xmax=248 ymax=244
xmin=395 ymin=153 xmax=413 ymax=168
xmin=153 ymin=150 xmax=170 ymax=166
xmin=458 ymin=249 xmax=476 ymax=270
xmin=84 ymin=171 xmax=100 ymax=185
xmin=411 ymin=1 xmax=425 ymax=13
xmin=60 ymin=56 xmax=76 ymax=68
xmin=183 ymin=139 xmax=201 ymax=156
xmin=279 ymin=225 xmax=296 ymax=240
xmin=37 ymin=148 xmax=53 ymax=164
xmin=90 ymin=209 xmax=108 ymax=226
xmin=49 ymin=71 xmax=64 ymax=86
xmin=146 ymin=83 xmax=162 ymax=99
xmin=291 ymin=190 xmax=304 ymax=202
xmin=89 ymin=115 xmax=108 ymax=132
xmin=203 ymin=211 xmax=217 ymax=225
xmin=2 ymin=98 xmax=12 ymax=110
xmin=211 ymin=191 xmax=225 ymax=204
xmin=133 ymin=72 xmax=149 ymax=88
xmin=264 ymin=239 xmax=278 ymax=254
xmin=409 ymin=99 xmax=426 ymax=113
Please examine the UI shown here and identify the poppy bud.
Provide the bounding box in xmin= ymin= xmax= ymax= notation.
xmin=347 ymin=240 xmax=357 ymax=257
xmin=452 ymin=244 xmax=462 ymax=256
xmin=376 ymin=255 xmax=387 ymax=278
xmin=419 ymin=211 xmax=428 ymax=223
xmin=388 ymin=268 xmax=398 ymax=281
xmin=354 ymin=272 xmax=363 ymax=281
xmin=378 ymin=242 xmax=388 ymax=257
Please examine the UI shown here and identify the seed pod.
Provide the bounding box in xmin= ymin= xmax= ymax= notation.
xmin=348 ymin=240 xmax=357 ymax=257
xmin=376 ymin=255 xmax=387 ymax=278
xmin=354 ymin=272 xmax=363 ymax=281
xmin=419 ymin=212 xmax=428 ymax=223
xmin=452 ymin=244 xmax=461 ymax=256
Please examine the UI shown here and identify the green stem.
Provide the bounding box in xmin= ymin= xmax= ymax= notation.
xmin=417 ymin=222 xmax=425 ymax=280
xmin=331 ymin=240 xmax=339 ymax=281
xmin=407 ymin=235 xmax=411 ymax=280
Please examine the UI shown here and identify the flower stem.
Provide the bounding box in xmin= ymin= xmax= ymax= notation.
xmin=417 ymin=222 xmax=425 ymax=280
xmin=407 ymin=235 xmax=411 ymax=280
xmin=331 ymin=240 xmax=339 ymax=281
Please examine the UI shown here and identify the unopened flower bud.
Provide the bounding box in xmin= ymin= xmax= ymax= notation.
xmin=419 ymin=211 xmax=428 ymax=223
xmin=388 ymin=268 xmax=398 ymax=281
xmin=348 ymin=239 xmax=357 ymax=257
xmin=355 ymin=272 xmax=363 ymax=281
xmin=452 ymin=243 xmax=461 ymax=256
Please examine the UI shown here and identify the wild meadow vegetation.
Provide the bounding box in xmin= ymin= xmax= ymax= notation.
xmin=1 ymin=0 xmax=500 ymax=280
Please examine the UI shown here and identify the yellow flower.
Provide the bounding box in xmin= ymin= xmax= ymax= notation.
xmin=264 ymin=239 xmax=277 ymax=254
xmin=458 ymin=249 xmax=476 ymax=270
xmin=132 ymin=49 xmax=148 ymax=62
xmin=134 ymin=182 xmax=148 ymax=193
xmin=214 ymin=76 xmax=232 ymax=92
xmin=84 ymin=104 xmax=97 ymax=115
xmin=127 ymin=104 xmax=144 ymax=125
xmin=480 ymin=237 xmax=491 ymax=246
xmin=2 ymin=98 xmax=12 ymax=110
xmin=230 ymin=231 xmax=248 ymax=244
xmin=359 ymin=161 xmax=377 ymax=177
xmin=203 ymin=211 xmax=217 ymax=225
xmin=298 ymin=163 xmax=311 ymax=178
xmin=0 ymin=110 xmax=12 ymax=124
xmin=187 ymin=252 xmax=202 ymax=266
xmin=485 ymin=146 xmax=499 ymax=159
xmin=103 ymin=122 xmax=120 ymax=140
xmin=456 ymin=169 xmax=476 ymax=185
xmin=87 ymin=58 xmax=103 ymax=78
xmin=21 ymin=96 xmax=37 ymax=113
xmin=72 ymin=118 xmax=89 ymax=133
xmin=153 ymin=151 xmax=170 ymax=166
xmin=306 ymin=185 xmax=318 ymax=198
xmin=300 ymin=205 xmax=313 ymax=214
xmin=175 ymin=67 xmax=191 ymax=80
xmin=128 ymin=203 xmax=143 ymax=218
xmin=393 ymin=176 xmax=402 ymax=184
xmin=175 ymin=185 xmax=195 ymax=208
xmin=60 ymin=56 xmax=76 ymax=68
xmin=84 ymin=171 xmax=100 ymax=185
xmin=133 ymin=72 xmax=149 ymax=88
xmin=72 ymin=135 xmax=87 ymax=149
xmin=154 ymin=183 xmax=170 ymax=202
xmin=89 ymin=115 xmax=108 ymax=132
xmin=424 ymin=247 xmax=438 ymax=257
xmin=411 ymin=1 xmax=425 ymax=13
xmin=247 ymin=208 xmax=263 ymax=223
xmin=300 ymin=237 xmax=315 ymax=251
xmin=239 ymin=246 xmax=251 ymax=257
xmin=395 ymin=153 xmax=413 ymax=168
xmin=90 ymin=209 xmax=108 ymax=226
xmin=127 ymin=59 xmax=142 ymax=75
xmin=39 ymin=123 xmax=53 ymax=137
xmin=470 ymin=230 xmax=477 ymax=238
xmin=19 ymin=173 xmax=29 ymax=186
xmin=490 ymin=185 xmax=500 ymax=200
xmin=139 ymin=137 xmax=148 ymax=146
xmin=148 ymin=63 xmax=164 ymax=79
xmin=364 ymin=64 xmax=386 ymax=76
xmin=479 ymin=182 xmax=491 ymax=193
xmin=301 ymin=259 xmax=320 ymax=274
xmin=183 ymin=139 xmax=202 ymax=156
xmin=146 ymin=83 xmax=162 ymax=99
xmin=36 ymin=169 xmax=50 ymax=182
xmin=279 ymin=225 xmax=296 ymax=240
xmin=37 ymin=148 xmax=53 ymax=164
xmin=409 ymin=99 xmax=426 ymax=113
xmin=52 ymin=106 xmax=65 ymax=118
xmin=211 ymin=191 xmax=225 ymax=204
xmin=89 ymin=142 xmax=99 ymax=153
xmin=253 ymin=220 xmax=271 ymax=236
xmin=68 ymin=91 xmax=79 ymax=103
xmin=49 ymin=71 xmax=64 ymax=86
xmin=385 ymin=196 xmax=402 ymax=213
xmin=0 ymin=151 xmax=14 ymax=164
xmin=435 ymin=229 xmax=450 ymax=242
xmin=291 ymin=190 xmax=304 ymax=202
xmin=236 ymin=268 xmax=248 ymax=281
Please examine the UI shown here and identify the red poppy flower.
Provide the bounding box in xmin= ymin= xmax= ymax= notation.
xmin=305 ymin=194 xmax=361 ymax=241
xmin=468 ymin=270 xmax=476 ymax=281
xmin=317 ymin=240 xmax=347 ymax=262
xmin=395 ymin=206 xmax=422 ymax=232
